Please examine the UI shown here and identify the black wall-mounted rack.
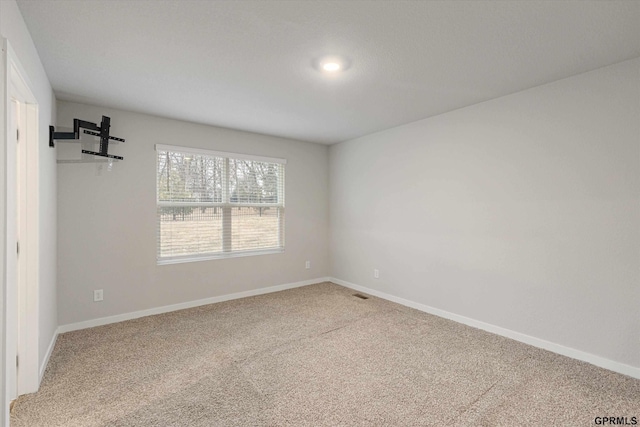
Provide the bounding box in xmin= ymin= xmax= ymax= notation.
xmin=49 ymin=115 xmax=125 ymax=160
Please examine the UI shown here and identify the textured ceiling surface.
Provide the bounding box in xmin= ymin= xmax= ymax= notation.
xmin=17 ymin=1 xmax=640 ymax=144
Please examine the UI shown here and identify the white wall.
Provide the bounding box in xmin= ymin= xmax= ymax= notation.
xmin=330 ymin=58 xmax=640 ymax=370
xmin=0 ymin=0 xmax=57 ymax=389
xmin=57 ymin=101 xmax=329 ymax=326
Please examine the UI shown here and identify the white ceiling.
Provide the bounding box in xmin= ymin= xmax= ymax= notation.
xmin=17 ymin=1 xmax=640 ymax=145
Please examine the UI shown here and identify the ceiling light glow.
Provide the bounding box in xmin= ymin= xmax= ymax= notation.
xmin=314 ymin=55 xmax=351 ymax=74
xmin=322 ymin=62 xmax=341 ymax=72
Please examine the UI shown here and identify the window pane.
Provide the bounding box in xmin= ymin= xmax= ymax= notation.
xmin=157 ymin=151 xmax=224 ymax=203
xmin=229 ymin=160 xmax=283 ymax=204
xmin=158 ymin=206 xmax=223 ymax=257
xmin=231 ymin=207 xmax=282 ymax=251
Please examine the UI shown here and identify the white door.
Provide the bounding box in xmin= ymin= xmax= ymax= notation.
xmin=8 ymin=99 xmax=19 ymax=401
xmin=3 ymin=43 xmax=41 ymax=419
xmin=15 ymin=97 xmax=29 ymax=402
xmin=10 ymin=96 xmax=31 ymax=401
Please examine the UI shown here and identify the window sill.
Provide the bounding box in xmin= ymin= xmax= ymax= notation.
xmin=157 ymin=248 xmax=284 ymax=265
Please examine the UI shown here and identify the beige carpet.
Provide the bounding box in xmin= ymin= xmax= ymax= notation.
xmin=11 ymin=282 xmax=640 ymax=426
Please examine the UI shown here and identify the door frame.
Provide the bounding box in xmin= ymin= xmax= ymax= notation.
xmin=1 ymin=38 xmax=40 ymax=418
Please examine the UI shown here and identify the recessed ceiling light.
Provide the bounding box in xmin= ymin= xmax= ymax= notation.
xmin=314 ymin=55 xmax=351 ymax=74
xmin=322 ymin=62 xmax=341 ymax=72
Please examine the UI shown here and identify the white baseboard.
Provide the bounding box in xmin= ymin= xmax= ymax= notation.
xmin=330 ymin=277 xmax=640 ymax=380
xmin=58 ymin=277 xmax=331 ymax=334
xmin=40 ymin=329 xmax=58 ymax=383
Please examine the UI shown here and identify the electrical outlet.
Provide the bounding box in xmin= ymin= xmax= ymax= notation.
xmin=305 ymin=261 xmax=311 ymax=269
xmin=374 ymin=269 xmax=379 ymax=279
xmin=93 ymin=289 xmax=104 ymax=302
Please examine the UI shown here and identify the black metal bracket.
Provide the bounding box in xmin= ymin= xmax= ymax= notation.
xmin=49 ymin=115 xmax=124 ymax=160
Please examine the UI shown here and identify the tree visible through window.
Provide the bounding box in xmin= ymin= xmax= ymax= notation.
xmin=156 ymin=145 xmax=285 ymax=263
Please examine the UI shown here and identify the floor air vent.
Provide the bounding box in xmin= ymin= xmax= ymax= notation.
xmin=353 ymin=293 xmax=369 ymax=300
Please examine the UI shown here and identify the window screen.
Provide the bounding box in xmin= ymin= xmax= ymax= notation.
xmin=156 ymin=144 xmax=285 ymax=263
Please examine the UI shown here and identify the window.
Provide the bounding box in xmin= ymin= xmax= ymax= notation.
xmin=155 ymin=144 xmax=285 ymax=264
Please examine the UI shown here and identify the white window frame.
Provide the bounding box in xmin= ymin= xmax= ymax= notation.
xmin=155 ymin=144 xmax=286 ymax=264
